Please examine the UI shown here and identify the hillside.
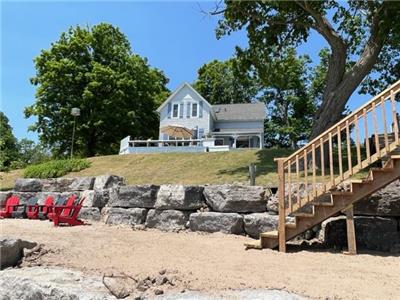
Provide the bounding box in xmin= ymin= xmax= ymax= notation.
xmin=0 ymin=149 xmax=294 ymax=190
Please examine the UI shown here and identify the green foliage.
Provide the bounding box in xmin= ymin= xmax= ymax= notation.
xmin=217 ymin=1 xmax=400 ymax=136
xmin=23 ymin=159 xmax=90 ymax=178
xmin=12 ymin=139 xmax=52 ymax=169
xmin=25 ymin=23 xmax=169 ymax=157
xmin=0 ymin=112 xmax=19 ymax=171
xmin=260 ymin=48 xmax=318 ymax=148
xmin=193 ymin=58 xmax=259 ymax=104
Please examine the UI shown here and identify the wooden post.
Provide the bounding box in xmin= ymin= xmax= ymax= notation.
xmin=249 ymin=164 xmax=256 ymax=186
xmin=344 ymin=205 xmax=357 ymax=255
xmin=276 ymin=158 xmax=286 ymax=253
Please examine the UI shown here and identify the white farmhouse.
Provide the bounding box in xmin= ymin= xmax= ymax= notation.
xmin=120 ymin=83 xmax=265 ymax=154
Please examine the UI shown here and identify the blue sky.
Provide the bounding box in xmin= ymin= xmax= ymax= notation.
xmin=1 ymin=0 xmax=369 ymax=142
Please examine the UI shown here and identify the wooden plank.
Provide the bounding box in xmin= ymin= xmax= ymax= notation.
xmin=381 ymin=97 xmax=390 ymax=152
xmin=288 ymin=160 xmax=292 ymax=213
xmin=312 ymin=144 xmax=317 ymax=197
xmin=329 ymin=132 xmax=334 ymax=186
xmin=344 ymin=205 xmax=357 ymax=255
xmin=372 ymin=102 xmax=381 ymax=158
xmin=390 ymin=90 xmax=399 ymax=144
xmin=363 ymin=108 xmax=371 ymax=164
xmin=277 ymin=159 xmax=286 ymax=253
xmin=304 ymin=149 xmax=308 ymax=202
xmin=354 ymin=115 xmax=362 ymax=168
xmin=337 ymin=127 xmax=343 ymax=180
xmin=296 ymin=155 xmax=300 ymax=208
xmin=346 ymin=120 xmax=352 ymax=175
xmin=320 ymin=138 xmax=325 ymax=187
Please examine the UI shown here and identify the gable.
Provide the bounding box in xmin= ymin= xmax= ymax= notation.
xmin=157 ymin=83 xmax=213 ymax=113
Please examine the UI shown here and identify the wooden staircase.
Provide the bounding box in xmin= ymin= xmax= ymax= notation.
xmin=246 ymin=80 xmax=400 ymax=252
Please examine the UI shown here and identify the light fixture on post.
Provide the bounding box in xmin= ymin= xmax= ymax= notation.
xmin=70 ymin=107 xmax=81 ymax=159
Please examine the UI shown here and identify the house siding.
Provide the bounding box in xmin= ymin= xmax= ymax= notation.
xmin=159 ymin=86 xmax=212 ymax=139
xmin=213 ymin=120 xmax=263 ymax=131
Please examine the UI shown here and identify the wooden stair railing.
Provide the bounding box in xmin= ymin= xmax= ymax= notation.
xmin=249 ymin=80 xmax=400 ymax=252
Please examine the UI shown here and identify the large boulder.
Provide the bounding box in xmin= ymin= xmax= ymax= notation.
xmin=243 ymin=213 xmax=279 ymax=239
xmin=93 ymin=174 xmax=125 ymax=190
xmin=106 ymin=208 xmax=148 ymax=225
xmin=203 ymin=185 xmax=267 ymax=213
xmin=155 ymin=185 xmax=205 ymax=210
xmin=68 ymin=177 xmax=95 ymax=191
xmin=189 ymin=212 xmax=244 ymax=234
xmin=13 ymin=178 xmax=43 ymax=192
xmin=78 ymin=207 xmax=101 ymax=221
xmin=81 ymin=190 xmax=108 ymax=208
xmin=145 ymin=209 xmax=189 ymax=231
xmin=42 ymin=178 xmax=77 ymax=192
xmin=108 ymin=185 xmax=159 ymax=208
xmin=354 ymin=180 xmax=400 ymax=216
xmin=0 ymin=266 xmax=115 ymax=299
xmin=319 ymin=216 xmax=400 ymax=252
xmin=0 ymin=239 xmax=37 ymax=269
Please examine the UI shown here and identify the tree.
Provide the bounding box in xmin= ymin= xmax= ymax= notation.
xmin=193 ymin=58 xmax=259 ymax=104
xmin=0 ymin=112 xmax=19 ymax=171
xmin=216 ymin=1 xmax=400 ymax=139
xmin=15 ymin=139 xmax=51 ymax=167
xmin=260 ymin=48 xmax=318 ymax=148
xmin=25 ymin=23 xmax=169 ymax=157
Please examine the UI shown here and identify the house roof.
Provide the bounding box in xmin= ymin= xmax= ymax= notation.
xmin=212 ymin=103 xmax=266 ymax=121
xmin=156 ymin=82 xmax=213 ymax=113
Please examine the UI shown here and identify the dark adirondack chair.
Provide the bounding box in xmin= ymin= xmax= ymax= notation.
xmin=47 ymin=194 xmax=77 ymax=221
xmin=52 ymin=197 xmax=85 ymax=227
xmin=37 ymin=196 xmax=61 ymax=220
xmin=0 ymin=196 xmax=21 ymax=218
xmin=27 ymin=196 xmax=54 ymax=219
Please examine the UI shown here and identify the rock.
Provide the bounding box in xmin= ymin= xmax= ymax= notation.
xmin=0 ymin=191 xmax=12 ymax=206
xmin=145 ymin=209 xmax=189 ymax=231
xmin=69 ymin=176 xmax=95 ymax=191
xmin=354 ymin=180 xmax=400 ymax=216
xmin=154 ymin=288 xmax=164 ymax=295
xmin=9 ymin=192 xmax=37 ymax=205
xmin=101 ymin=207 xmax=111 ymax=223
xmin=42 ymin=178 xmax=76 ymax=192
xmin=203 ymin=185 xmax=267 ymax=213
xmin=189 ymin=212 xmax=244 ymax=234
xmin=103 ymin=275 xmax=137 ymax=299
xmin=81 ymin=189 xmax=108 ymax=208
xmin=94 ymin=174 xmax=125 ymax=190
xmin=243 ymin=213 xmax=278 ymax=238
xmin=0 ymin=266 xmax=115 ymax=299
xmin=78 ymin=207 xmax=101 ymax=221
xmin=106 ymin=208 xmax=148 ymax=225
xmin=35 ymin=192 xmax=61 ymax=205
xmin=155 ymin=185 xmax=205 ymax=210
xmin=266 ymin=194 xmax=278 ymax=214
xmin=108 ymin=185 xmax=159 ymax=208
xmin=319 ymin=216 xmax=400 ymax=252
xmin=0 ymin=238 xmax=37 ymax=269
xmin=58 ymin=191 xmax=81 ymax=204
xmin=13 ymin=178 xmax=43 ymax=192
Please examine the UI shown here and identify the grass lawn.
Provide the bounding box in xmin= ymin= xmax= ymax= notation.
xmin=0 ymin=149 xmax=294 ymax=190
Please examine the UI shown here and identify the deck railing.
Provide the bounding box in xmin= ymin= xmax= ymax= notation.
xmin=276 ymin=79 xmax=400 ymax=251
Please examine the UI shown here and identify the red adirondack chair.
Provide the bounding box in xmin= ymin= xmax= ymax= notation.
xmin=27 ymin=196 xmax=54 ymax=219
xmin=52 ymin=197 xmax=85 ymax=227
xmin=47 ymin=195 xmax=77 ymax=221
xmin=0 ymin=196 xmax=21 ymax=218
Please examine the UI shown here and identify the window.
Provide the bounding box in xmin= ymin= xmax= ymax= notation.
xmin=191 ymin=103 xmax=198 ymax=117
xmin=172 ymin=104 xmax=179 ymax=118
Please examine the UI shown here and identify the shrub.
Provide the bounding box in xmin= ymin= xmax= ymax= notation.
xmin=23 ymin=159 xmax=91 ymax=178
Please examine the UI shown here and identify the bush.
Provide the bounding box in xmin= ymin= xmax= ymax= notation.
xmin=23 ymin=159 xmax=91 ymax=178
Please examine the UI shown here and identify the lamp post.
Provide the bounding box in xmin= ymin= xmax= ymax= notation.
xmin=70 ymin=108 xmax=80 ymax=159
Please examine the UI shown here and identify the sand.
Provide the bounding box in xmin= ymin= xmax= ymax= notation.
xmin=1 ymin=219 xmax=399 ymax=300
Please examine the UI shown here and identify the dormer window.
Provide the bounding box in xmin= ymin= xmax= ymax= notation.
xmin=172 ymin=103 xmax=179 ymax=118
xmin=191 ymin=103 xmax=198 ymax=117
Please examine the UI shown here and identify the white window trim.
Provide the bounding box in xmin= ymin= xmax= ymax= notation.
xmin=171 ymin=103 xmax=180 ymax=118
xmin=191 ymin=102 xmax=199 ymax=118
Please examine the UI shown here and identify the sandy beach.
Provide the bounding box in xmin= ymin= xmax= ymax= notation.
xmin=1 ymin=219 xmax=399 ymax=300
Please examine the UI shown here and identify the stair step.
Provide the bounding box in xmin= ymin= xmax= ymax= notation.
xmin=260 ymin=230 xmax=278 ymax=238
xmin=286 ymin=222 xmax=297 ymax=229
xmin=292 ymin=212 xmax=315 ymax=218
xmin=244 ymin=239 xmax=262 ymax=250
xmin=312 ymin=200 xmax=334 ymax=207
xmin=349 ymin=179 xmax=364 ymax=184
xmin=390 ymin=155 xmax=400 ymax=160
xmin=330 ymin=191 xmax=353 ymax=196
xmin=372 ymin=167 xmax=394 ymax=173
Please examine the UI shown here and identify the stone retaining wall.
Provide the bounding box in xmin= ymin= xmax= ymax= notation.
xmin=2 ymin=176 xmax=400 ymax=252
